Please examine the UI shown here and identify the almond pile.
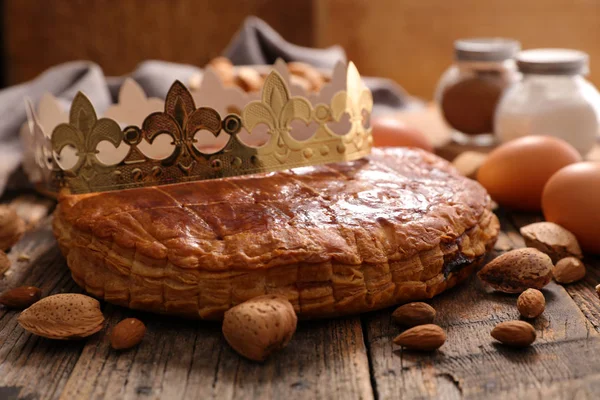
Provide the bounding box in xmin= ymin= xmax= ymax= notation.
xmin=189 ymin=57 xmax=328 ymax=94
xmin=519 ymin=222 xmax=587 ymax=286
xmin=391 ymin=302 xmax=446 ymax=351
xmin=475 ymin=221 xmax=598 ymax=350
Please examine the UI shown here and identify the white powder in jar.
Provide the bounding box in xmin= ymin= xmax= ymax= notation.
xmin=495 ymin=72 xmax=600 ymax=156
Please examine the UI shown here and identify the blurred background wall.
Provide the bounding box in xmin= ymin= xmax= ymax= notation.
xmin=3 ymin=0 xmax=600 ymax=100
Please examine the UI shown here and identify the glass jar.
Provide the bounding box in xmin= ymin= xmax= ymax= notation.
xmin=495 ymin=49 xmax=600 ymax=156
xmin=435 ymin=38 xmax=521 ymax=146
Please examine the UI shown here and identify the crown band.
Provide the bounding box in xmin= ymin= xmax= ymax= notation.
xmin=24 ymin=62 xmax=373 ymax=194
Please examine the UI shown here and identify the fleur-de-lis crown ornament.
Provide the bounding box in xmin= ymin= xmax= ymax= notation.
xmin=23 ymin=61 xmax=373 ymax=195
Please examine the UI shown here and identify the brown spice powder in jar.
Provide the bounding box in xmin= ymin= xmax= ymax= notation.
xmin=436 ymin=38 xmax=520 ymax=139
xmin=440 ymin=72 xmax=507 ymax=135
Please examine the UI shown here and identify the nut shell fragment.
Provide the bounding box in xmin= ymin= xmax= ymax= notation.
xmin=553 ymin=257 xmax=586 ymax=284
xmin=520 ymin=222 xmax=582 ymax=263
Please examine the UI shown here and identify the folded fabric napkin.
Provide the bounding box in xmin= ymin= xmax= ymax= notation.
xmin=0 ymin=17 xmax=416 ymax=195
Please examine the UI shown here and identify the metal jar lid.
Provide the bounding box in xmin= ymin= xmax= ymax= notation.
xmin=516 ymin=49 xmax=589 ymax=75
xmin=454 ymin=38 xmax=521 ymax=62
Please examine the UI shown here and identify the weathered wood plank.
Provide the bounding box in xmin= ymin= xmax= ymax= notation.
xmin=60 ymin=307 xmax=373 ymax=399
xmin=363 ymin=210 xmax=600 ymax=399
xmin=0 ymin=218 xmax=86 ymax=400
xmin=4 ymin=198 xmax=600 ymax=399
xmin=0 ymin=219 xmax=374 ymax=400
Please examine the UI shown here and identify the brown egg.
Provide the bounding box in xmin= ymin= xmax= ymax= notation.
xmin=477 ymin=136 xmax=581 ymax=211
xmin=542 ymin=162 xmax=600 ymax=254
xmin=371 ymin=116 xmax=433 ymax=152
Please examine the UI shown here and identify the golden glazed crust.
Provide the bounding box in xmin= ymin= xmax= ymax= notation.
xmin=53 ymin=148 xmax=499 ymax=319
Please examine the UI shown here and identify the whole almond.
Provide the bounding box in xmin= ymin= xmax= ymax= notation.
xmin=111 ymin=318 xmax=146 ymax=350
xmin=517 ymin=289 xmax=545 ymax=319
xmin=451 ymin=151 xmax=488 ymax=179
xmin=478 ymin=248 xmax=553 ymax=293
xmin=553 ymin=257 xmax=586 ymax=284
xmin=290 ymin=74 xmax=312 ymax=93
xmin=596 ymin=284 xmax=600 ymax=299
xmin=187 ymin=73 xmax=202 ymax=90
xmin=222 ymin=295 xmax=297 ymax=362
xmin=235 ymin=67 xmax=263 ymax=92
xmin=520 ymin=222 xmax=582 ymax=263
xmin=0 ymin=286 xmax=42 ymax=309
xmin=393 ymin=324 xmax=446 ymax=351
xmin=207 ymin=56 xmax=235 ymax=86
xmin=392 ymin=302 xmax=436 ymax=327
xmin=0 ymin=205 xmax=26 ymax=251
xmin=288 ymin=62 xmax=325 ymax=92
xmin=18 ymin=293 xmax=104 ymax=339
xmin=0 ymin=250 xmax=10 ymax=275
xmin=491 ymin=320 xmax=536 ymax=347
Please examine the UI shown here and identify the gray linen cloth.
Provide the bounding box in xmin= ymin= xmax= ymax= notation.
xmin=0 ymin=17 xmax=415 ymax=194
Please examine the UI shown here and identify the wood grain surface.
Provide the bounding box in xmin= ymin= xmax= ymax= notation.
xmin=7 ymin=0 xmax=600 ymax=101
xmin=0 ymin=192 xmax=599 ymax=399
xmin=3 ymin=0 xmax=315 ymax=85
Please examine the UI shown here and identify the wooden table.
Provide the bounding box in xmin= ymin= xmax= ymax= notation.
xmin=1 ymin=182 xmax=600 ymax=399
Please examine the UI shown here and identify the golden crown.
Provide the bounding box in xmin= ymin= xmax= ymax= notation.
xmin=21 ymin=61 xmax=373 ymax=195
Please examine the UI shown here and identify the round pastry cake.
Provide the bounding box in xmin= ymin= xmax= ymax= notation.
xmin=53 ymin=148 xmax=499 ymax=319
